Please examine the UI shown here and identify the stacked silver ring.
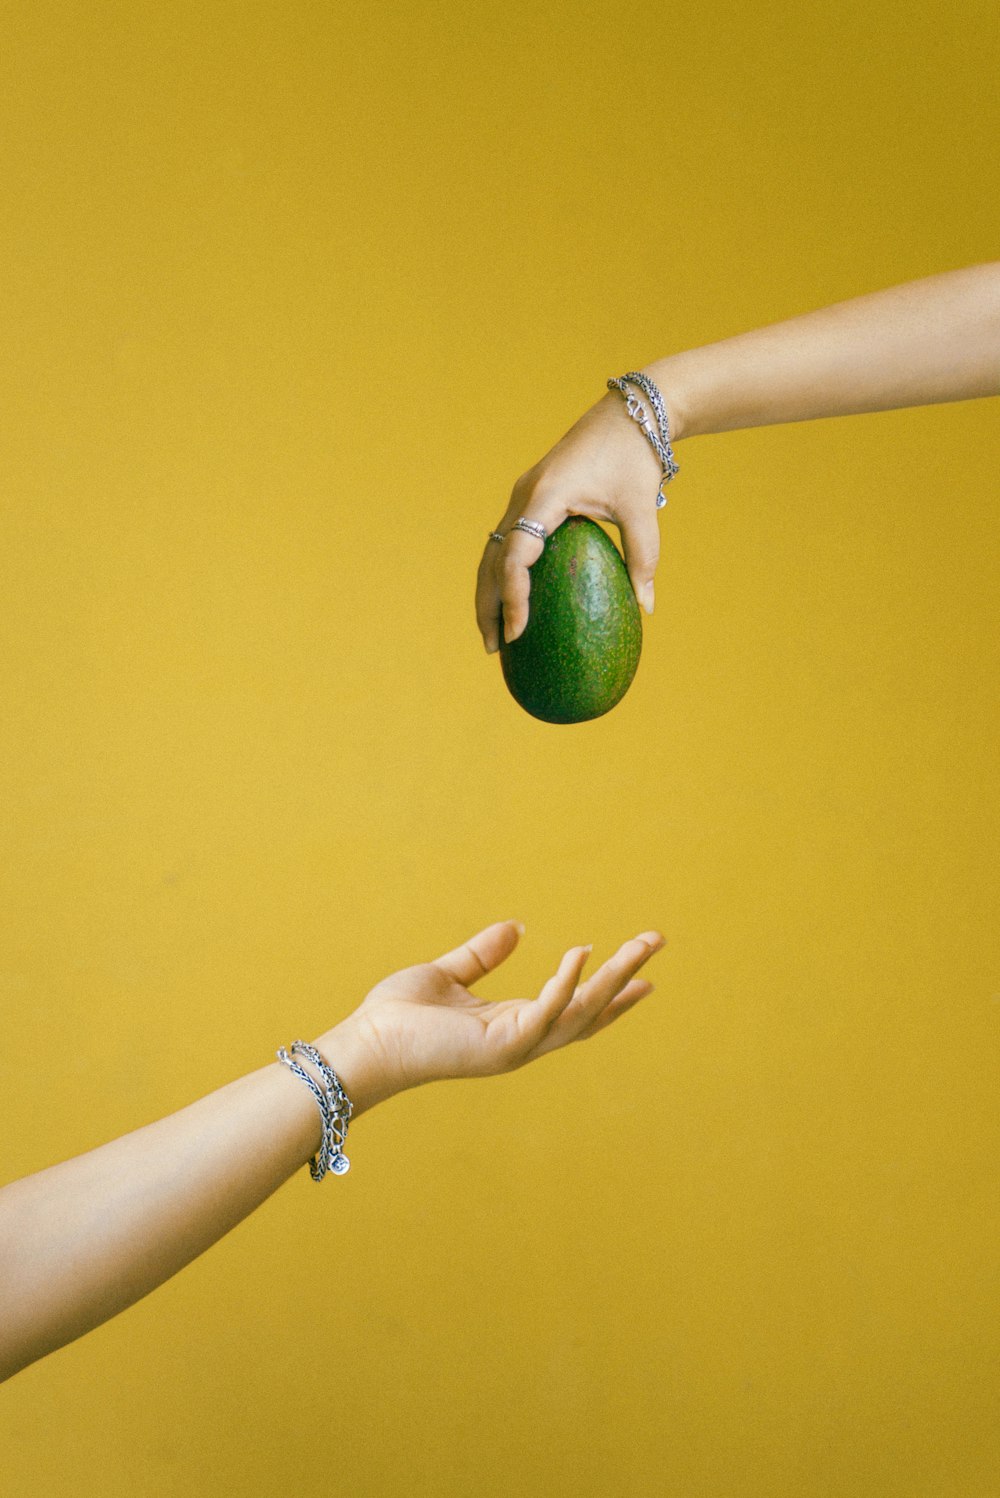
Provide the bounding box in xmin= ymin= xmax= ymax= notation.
xmin=607 ymin=371 xmax=679 ymax=508
xmin=277 ymin=1041 xmax=354 ymax=1179
xmin=487 ymin=518 xmax=548 ymax=546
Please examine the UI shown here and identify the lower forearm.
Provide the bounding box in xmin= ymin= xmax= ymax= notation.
xmin=0 ymin=1042 xmax=369 ymax=1381
xmin=649 ymin=262 xmax=1000 ymax=441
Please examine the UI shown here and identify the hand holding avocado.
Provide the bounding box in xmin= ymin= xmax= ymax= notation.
xmin=476 ymin=390 xmax=665 ymax=656
xmin=477 ymin=262 xmax=1000 ymax=672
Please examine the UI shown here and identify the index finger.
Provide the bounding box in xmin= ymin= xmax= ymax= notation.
xmin=475 ymin=540 xmax=504 ymax=654
xmin=496 ymin=493 xmax=569 ymax=646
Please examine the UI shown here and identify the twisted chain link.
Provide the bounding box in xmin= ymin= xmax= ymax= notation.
xmin=292 ymin=1041 xmax=352 ymax=1173
xmin=607 ymin=371 xmax=679 ymax=508
xmin=277 ymin=1041 xmax=354 ymax=1180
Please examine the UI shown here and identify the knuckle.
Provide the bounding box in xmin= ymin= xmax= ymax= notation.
xmin=513 ymin=464 xmax=548 ymax=496
xmin=513 ymin=467 xmax=563 ymax=511
xmin=529 ymin=471 xmax=564 ymax=506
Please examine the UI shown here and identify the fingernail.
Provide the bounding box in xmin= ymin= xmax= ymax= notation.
xmin=486 ymin=642 xmax=499 ymax=655
xmin=641 ymin=582 xmax=655 ymax=615
xmin=513 ymin=920 xmax=526 ymax=936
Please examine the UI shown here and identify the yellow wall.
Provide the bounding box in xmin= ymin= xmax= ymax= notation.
xmin=1 ymin=2 xmax=997 ymax=1494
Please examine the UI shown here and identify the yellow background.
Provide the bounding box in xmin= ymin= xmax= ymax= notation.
xmin=1 ymin=2 xmax=998 ymax=1494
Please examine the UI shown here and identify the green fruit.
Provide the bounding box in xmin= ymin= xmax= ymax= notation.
xmin=500 ymin=517 xmax=642 ymax=724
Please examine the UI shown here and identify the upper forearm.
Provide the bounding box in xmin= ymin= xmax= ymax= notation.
xmin=649 ymin=262 xmax=1000 ymax=440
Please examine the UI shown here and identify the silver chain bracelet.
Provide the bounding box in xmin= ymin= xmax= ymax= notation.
xmin=607 ymin=371 xmax=679 ymax=509
xmin=277 ymin=1041 xmax=353 ymax=1179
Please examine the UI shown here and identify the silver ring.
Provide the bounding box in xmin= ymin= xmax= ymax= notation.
xmin=487 ymin=530 xmax=506 ymax=545
xmin=511 ymin=517 xmax=547 ymax=542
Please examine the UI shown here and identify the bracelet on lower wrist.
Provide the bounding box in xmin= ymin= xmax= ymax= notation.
xmin=607 ymin=371 xmax=679 ymax=508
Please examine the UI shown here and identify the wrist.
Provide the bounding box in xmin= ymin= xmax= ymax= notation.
xmin=641 ymin=355 xmax=694 ymax=442
xmin=312 ymin=1016 xmax=400 ymax=1119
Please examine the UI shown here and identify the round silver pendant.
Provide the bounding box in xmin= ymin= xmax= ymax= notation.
xmin=330 ymin=1154 xmax=351 ymax=1176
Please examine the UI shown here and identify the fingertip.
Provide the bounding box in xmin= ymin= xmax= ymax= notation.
xmin=491 ymin=918 xmax=523 ymax=945
xmin=500 ymin=602 xmax=528 ymax=645
xmin=627 ymin=572 xmax=654 ymax=612
xmin=477 ymin=608 xmax=500 ymax=652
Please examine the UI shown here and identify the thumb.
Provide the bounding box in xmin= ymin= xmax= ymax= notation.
xmin=434 ymin=920 xmax=525 ymax=987
xmin=620 ymin=507 xmax=660 ymax=615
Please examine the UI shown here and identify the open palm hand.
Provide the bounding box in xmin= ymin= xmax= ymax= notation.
xmin=319 ymin=922 xmax=662 ymax=1113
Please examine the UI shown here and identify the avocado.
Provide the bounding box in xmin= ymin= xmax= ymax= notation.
xmin=500 ymin=517 xmax=642 ymax=723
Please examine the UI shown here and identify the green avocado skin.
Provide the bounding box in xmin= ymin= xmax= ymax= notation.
xmin=500 ymin=517 xmax=642 ymax=724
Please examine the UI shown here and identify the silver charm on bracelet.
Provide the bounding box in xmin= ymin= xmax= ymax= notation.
xmin=488 ymin=530 xmax=506 ymax=544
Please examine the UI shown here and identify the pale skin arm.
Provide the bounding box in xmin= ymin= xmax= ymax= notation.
xmin=0 ymin=921 xmax=662 ymax=1382
xmin=477 ymin=261 xmax=1000 ymax=649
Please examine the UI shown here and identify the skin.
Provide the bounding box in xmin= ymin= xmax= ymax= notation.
xmin=477 ymin=261 xmax=1000 ymax=650
xmin=0 ymin=920 xmax=662 ymax=1382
